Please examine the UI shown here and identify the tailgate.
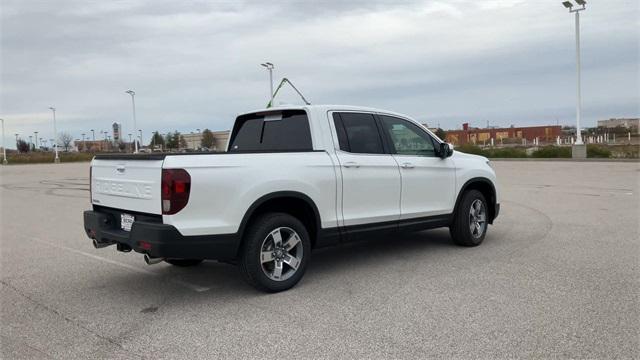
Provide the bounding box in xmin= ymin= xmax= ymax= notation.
xmin=91 ymin=159 xmax=164 ymax=214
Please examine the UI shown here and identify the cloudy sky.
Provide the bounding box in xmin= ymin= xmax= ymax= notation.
xmin=1 ymin=0 xmax=638 ymax=147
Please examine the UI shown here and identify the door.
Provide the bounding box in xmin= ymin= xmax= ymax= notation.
xmin=378 ymin=115 xmax=456 ymax=220
xmin=331 ymin=112 xmax=401 ymax=228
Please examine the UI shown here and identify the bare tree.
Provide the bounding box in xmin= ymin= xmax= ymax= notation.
xmin=201 ymin=129 xmax=214 ymax=149
xmin=16 ymin=139 xmax=30 ymax=153
xmin=59 ymin=132 xmax=74 ymax=152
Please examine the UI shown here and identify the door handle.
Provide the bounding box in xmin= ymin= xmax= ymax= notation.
xmin=343 ymin=161 xmax=360 ymax=168
xmin=401 ymin=162 xmax=415 ymax=169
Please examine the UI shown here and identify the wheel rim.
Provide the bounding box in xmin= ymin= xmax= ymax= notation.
xmin=260 ymin=227 xmax=303 ymax=282
xmin=468 ymin=199 xmax=487 ymax=239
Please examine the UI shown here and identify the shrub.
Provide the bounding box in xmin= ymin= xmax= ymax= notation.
xmin=587 ymin=145 xmax=611 ymax=158
xmin=532 ymin=146 xmax=571 ymax=158
xmin=7 ymin=152 xmax=95 ymax=164
xmin=456 ymin=144 xmax=527 ymax=158
xmin=455 ymin=144 xmax=484 ymax=156
xmin=484 ymin=147 xmax=528 ymax=158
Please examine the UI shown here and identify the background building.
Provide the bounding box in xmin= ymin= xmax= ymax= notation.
xmin=182 ymin=130 xmax=230 ymax=151
xmin=112 ymin=122 xmax=122 ymax=142
xmin=446 ymin=124 xmax=562 ymax=145
xmin=597 ymin=118 xmax=639 ymax=131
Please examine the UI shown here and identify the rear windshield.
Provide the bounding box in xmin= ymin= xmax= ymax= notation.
xmin=228 ymin=110 xmax=313 ymax=152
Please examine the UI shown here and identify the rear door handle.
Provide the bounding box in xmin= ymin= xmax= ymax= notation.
xmin=343 ymin=161 xmax=360 ymax=168
xmin=401 ymin=162 xmax=415 ymax=169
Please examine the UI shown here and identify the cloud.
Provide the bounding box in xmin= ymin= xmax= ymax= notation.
xmin=0 ymin=0 xmax=638 ymax=147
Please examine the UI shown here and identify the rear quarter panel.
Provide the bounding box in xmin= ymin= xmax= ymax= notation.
xmin=161 ymin=152 xmax=338 ymax=236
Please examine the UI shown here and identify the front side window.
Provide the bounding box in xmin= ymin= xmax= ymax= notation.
xmin=333 ymin=112 xmax=385 ymax=154
xmin=229 ymin=110 xmax=312 ymax=152
xmin=380 ymin=115 xmax=436 ymax=156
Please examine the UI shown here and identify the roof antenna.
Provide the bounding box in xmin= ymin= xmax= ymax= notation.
xmin=266 ymin=78 xmax=311 ymax=108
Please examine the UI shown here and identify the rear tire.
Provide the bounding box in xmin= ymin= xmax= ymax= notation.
xmin=450 ymin=190 xmax=488 ymax=247
xmin=164 ymin=259 xmax=203 ymax=267
xmin=239 ymin=212 xmax=311 ymax=293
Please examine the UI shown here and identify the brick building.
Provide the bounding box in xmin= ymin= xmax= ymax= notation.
xmin=446 ymin=124 xmax=562 ymax=145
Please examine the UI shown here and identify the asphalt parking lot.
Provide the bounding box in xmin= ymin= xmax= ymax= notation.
xmin=1 ymin=160 xmax=639 ymax=359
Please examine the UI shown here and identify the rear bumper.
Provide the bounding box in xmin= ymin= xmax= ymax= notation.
xmin=83 ymin=210 xmax=239 ymax=260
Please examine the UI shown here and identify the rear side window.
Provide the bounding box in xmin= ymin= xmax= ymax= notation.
xmin=229 ymin=110 xmax=312 ymax=152
xmin=332 ymin=112 xmax=385 ymax=154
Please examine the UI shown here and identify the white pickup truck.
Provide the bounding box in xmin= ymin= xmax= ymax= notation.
xmin=84 ymin=105 xmax=500 ymax=292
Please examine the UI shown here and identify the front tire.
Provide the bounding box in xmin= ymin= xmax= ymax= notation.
xmin=239 ymin=213 xmax=311 ymax=293
xmin=450 ymin=190 xmax=488 ymax=247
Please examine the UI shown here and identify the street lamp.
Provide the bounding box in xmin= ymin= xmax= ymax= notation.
xmin=562 ymin=0 xmax=586 ymax=148
xmin=49 ymin=107 xmax=59 ymax=163
xmin=260 ymin=62 xmax=275 ymax=99
xmin=81 ymin=133 xmax=86 ymax=152
xmin=125 ymin=90 xmax=138 ymax=153
xmin=34 ymin=131 xmax=39 ymax=149
xmin=0 ymin=118 xmax=6 ymax=164
xmin=91 ymin=129 xmax=95 ymax=141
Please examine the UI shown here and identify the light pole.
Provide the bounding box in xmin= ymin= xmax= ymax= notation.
xmin=562 ymin=0 xmax=586 ymax=153
xmin=34 ymin=131 xmax=39 ymax=149
xmin=81 ymin=133 xmax=86 ymax=152
xmin=125 ymin=90 xmax=138 ymax=153
xmin=91 ymin=129 xmax=95 ymax=141
xmin=260 ymin=62 xmax=274 ymax=99
xmin=49 ymin=107 xmax=59 ymax=163
xmin=138 ymin=129 xmax=142 ymax=149
xmin=1 ymin=118 xmax=6 ymax=164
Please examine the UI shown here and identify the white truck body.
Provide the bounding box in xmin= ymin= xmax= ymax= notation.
xmin=85 ymin=104 xmax=500 ymax=291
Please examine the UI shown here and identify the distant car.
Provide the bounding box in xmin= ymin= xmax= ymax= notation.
xmin=84 ymin=105 xmax=500 ymax=292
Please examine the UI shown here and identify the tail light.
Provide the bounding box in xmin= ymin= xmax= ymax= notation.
xmin=161 ymin=169 xmax=191 ymax=215
xmin=89 ymin=166 xmax=92 ymax=203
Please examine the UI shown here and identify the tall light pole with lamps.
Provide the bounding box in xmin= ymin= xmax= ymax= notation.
xmin=260 ymin=62 xmax=274 ymax=99
xmin=562 ymin=0 xmax=587 ymax=157
xmin=34 ymin=131 xmax=39 ymax=149
xmin=125 ymin=90 xmax=138 ymax=153
xmin=49 ymin=107 xmax=60 ymax=163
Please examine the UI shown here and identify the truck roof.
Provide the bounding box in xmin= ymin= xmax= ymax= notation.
xmin=237 ymin=104 xmax=414 ymax=121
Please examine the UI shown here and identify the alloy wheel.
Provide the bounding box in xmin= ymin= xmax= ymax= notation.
xmin=260 ymin=227 xmax=304 ymax=282
xmin=468 ymin=199 xmax=487 ymax=239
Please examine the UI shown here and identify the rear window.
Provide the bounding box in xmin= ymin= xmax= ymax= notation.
xmin=228 ymin=110 xmax=313 ymax=152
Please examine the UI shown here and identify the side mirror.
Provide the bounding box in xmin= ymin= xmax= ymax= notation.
xmin=439 ymin=142 xmax=454 ymax=158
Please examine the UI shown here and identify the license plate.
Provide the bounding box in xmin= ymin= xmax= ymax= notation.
xmin=120 ymin=213 xmax=135 ymax=232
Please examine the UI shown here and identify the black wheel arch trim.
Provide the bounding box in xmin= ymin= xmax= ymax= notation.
xmin=237 ymin=191 xmax=324 ymax=247
xmin=453 ymin=177 xmax=498 ymax=224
